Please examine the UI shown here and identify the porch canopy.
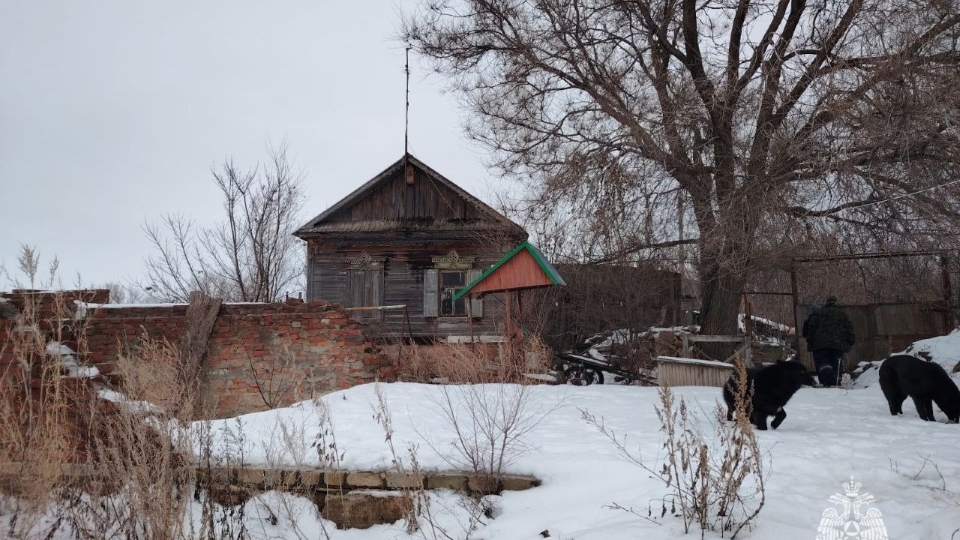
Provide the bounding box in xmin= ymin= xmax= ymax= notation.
xmin=454 ymin=241 xmax=566 ymax=301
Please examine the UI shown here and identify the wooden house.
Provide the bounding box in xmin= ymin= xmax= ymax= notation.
xmin=294 ymin=154 xmax=528 ymax=341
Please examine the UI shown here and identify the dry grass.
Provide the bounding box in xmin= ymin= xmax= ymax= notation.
xmin=374 ymin=383 xmax=489 ymax=540
xmin=398 ymin=334 xmax=552 ymax=385
xmin=64 ymin=333 xmax=199 ymax=540
xmin=0 ymin=291 xmax=256 ymax=540
xmin=377 ymin=332 xmax=562 ymax=539
xmin=583 ymin=360 xmax=766 ymax=539
xmin=0 ymin=292 xmax=86 ymax=538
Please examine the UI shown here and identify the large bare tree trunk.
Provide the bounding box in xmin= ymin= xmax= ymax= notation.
xmin=698 ymin=266 xmax=744 ymax=359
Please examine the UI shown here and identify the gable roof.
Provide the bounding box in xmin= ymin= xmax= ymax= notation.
xmin=453 ymin=241 xmax=566 ymax=300
xmin=294 ymin=154 xmax=526 ymax=238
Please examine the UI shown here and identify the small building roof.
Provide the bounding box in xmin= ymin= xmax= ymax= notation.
xmin=453 ymin=241 xmax=566 ymax=300
xmin=294 ymin=153 xmax=526 ymax=238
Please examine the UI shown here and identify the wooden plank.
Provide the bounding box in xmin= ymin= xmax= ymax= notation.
xmin=685 ymin=335 xmax=747 ymax=343
xmin=344 ymin=305 xmax=407 ymax=312
xmin=466 ymin=268 xmax=483 ymax=317
xmin=177 ymin=292 xmax=223 ymax=412
xmin=657 ymin=359 xmax=734 ymax=387
xmin=423 ymin=269 xmax=439 ymax=317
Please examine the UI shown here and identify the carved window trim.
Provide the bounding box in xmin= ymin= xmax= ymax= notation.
xmin=424 ymin=251 xmax=483 ymax=319
xmin=431 ymin=250 xmax=476 ymax=270
xmin=350 ymin=252 xmax=385 ymax=270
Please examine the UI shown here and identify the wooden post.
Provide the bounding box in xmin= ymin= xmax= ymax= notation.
xmin=790 ymin=267 xmax=809 ymax=369
xmin=516 ymin=289 xmax=525 ymax=371
xmin=742 ymin=292 xmax=754 ymax=341
xmin=504 ymin=290 xmax=513 ymax=364
xmin=468 ymin=295 xmax=475 ymax=348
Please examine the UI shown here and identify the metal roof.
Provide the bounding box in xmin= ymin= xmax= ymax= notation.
xmin=453 ymin=241 xmax=566 ymax=300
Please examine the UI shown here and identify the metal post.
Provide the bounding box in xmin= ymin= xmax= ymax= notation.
xmin=941 ymin=255 xmax=954 ymax=330
xmin=790 ymin=267 xmax=809 ymax=369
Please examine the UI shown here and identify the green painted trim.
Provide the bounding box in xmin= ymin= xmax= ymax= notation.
xmin=524 ymin=242 xmax=567 ymax=286
xmin=453 ymin=241 xmax=566 ymax=301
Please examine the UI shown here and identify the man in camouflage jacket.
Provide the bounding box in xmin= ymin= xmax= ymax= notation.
xmin=802 ymin=296 xmax=856 ymax=387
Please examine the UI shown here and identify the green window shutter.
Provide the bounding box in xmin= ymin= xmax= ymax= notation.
xmin=423 ymin=269 xmax=439 ymax=317
xmin=466 ymin=268 xmax=483 ymax=318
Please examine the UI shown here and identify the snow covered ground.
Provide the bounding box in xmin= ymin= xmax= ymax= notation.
xmin=202 ymin=376 xmax=960 ymax=540
xmin=11 ymin=332 xmax=960 ymax=539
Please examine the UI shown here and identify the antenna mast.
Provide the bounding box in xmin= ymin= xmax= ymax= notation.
xmin=404 ymin=44 xmax=411 ymax=157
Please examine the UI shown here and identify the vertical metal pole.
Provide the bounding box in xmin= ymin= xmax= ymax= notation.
xmin=404 ymin=45 xmax=411 ymax=157
xmin=677 ymin=195 xmax=684 ymax=326
xmin=941 ymin=255 xmax=954 ymax=330
xmin=790 ymin=267 xmax=808 ymax=369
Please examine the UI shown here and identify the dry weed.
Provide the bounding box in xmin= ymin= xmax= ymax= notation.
xmin=583 ymin=361 xmax=766 ymax=539
xmin=398 ymin=335 xmax=551 ymax=385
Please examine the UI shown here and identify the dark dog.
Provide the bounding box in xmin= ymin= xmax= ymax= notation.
xmin=879 ymin=354 xmax=960 ymax=423
xmin=723 ymin=360 xmax=816 ymax=430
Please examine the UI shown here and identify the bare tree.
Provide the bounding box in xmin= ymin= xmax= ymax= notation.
xmin=405 ymin=0 xmax=960 ymax=337
xmin=143 ymin=143 xmax=305 ymax=302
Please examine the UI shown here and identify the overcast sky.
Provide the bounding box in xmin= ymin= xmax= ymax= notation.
xmin=0 ymin=0 xmax=500 ymax=290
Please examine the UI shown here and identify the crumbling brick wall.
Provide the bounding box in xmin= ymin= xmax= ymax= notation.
xmin=2 ymin=291 xmax=392 ymax=420
xmin=78 ymin=300 xmax=390 ymax=418
xmin=203 ymin=302 xmax=390 ymax=417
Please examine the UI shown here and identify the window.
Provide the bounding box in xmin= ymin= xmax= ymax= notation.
xmin=440 ymin=271 xmax=467 ymax=317
xmin=423 ymin=263 xmax=482 ymax=318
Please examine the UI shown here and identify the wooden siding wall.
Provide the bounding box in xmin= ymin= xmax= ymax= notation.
xmin=308 ymin=242 xmax=509 ymax=339
xmin=325 ymin=168 xmax=488 ymax=224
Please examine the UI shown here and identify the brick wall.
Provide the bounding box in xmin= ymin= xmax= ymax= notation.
xmin=0 ymin=293 xmax=395 ymax=418
xmin=78 ymin=300 xmax=391 ymax=418
xmin=203 ymin=302 xmax=391 ymax=417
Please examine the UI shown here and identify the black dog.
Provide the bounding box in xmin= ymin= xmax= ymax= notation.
xmin=879 ymin=354 xmax=960 ymax=423
xmin=723 ymin=360 xmax=816 ymax=430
